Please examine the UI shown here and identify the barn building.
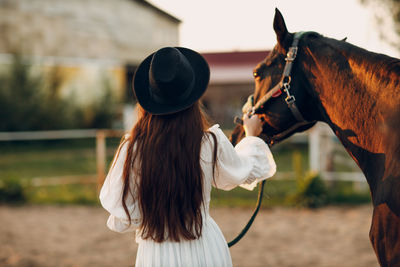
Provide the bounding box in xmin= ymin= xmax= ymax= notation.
xmin=0 ymin=0 xmax=180 ymax=107
xmin=0 ymin=0 xmax=272 ymax=130
xmin=201 ymin=50 xmax=269 ymax=128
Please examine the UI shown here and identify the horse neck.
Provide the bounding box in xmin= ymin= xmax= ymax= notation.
xmin=305 ymin=41 xmax=400 ymax=182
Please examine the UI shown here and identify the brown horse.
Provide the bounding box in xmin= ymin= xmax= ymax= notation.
xmin=230 ymin=9 xmax=400 ymax=266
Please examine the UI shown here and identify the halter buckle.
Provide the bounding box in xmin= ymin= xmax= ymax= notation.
xmin=283 ymin=83 xmax=295 ymax=104
xmin=285 ymin=95 xmax=296 ymax=104
xmin=285 ymin=47 xmax=298 ymax=62
xmin=282 ymin=82 xmax=291 ymax=91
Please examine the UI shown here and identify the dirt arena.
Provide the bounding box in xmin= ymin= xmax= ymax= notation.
xmin=0 ymin=205 xmax=378 ymax=267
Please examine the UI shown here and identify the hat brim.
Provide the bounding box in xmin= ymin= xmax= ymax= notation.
xmin=133 ymin=47 xmax=210 ymax=115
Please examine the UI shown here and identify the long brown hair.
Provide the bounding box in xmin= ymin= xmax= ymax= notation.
xmin=121 ymin=102 xmax=217 ymax=242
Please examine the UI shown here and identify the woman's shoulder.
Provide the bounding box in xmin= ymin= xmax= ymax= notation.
xmin=203 ymin=124 xmax=220 ymax=145
xmin=205 ymin=124 xmax=224 ymax=139
xmin=202 ymin=124 xmax=232 ymax=152
xmin=119 ymin=133 xmax=134 ymax=149
xmin=207 ymin=124 xmax=221 ymax=133
xmin=123 ymin=133 xmax=131 ymax=141
xmin=206 ymin=124 xmax=231 ymax=144
xmin=115 ymin=134 xmax=131 ymax=154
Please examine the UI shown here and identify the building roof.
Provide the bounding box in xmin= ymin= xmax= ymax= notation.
xmin=135 ymin=0 xmax=181 ymax=23
xmin=201 ymin=50 xmax=269 ymax=84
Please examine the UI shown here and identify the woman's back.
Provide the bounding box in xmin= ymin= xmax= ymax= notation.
xmin=101 ymin=123 xmax=275 ymax=266
xmin=123 ymin=103 xmax=212 ymax=243
xmin=100 ymin=46 xmax=276 ymax=267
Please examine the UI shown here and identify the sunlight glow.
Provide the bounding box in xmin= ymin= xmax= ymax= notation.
xmin=148 ymin=0 xmax=399 ymax=57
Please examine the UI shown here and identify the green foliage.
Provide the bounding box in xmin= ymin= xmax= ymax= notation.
xmin=286 ymin=151 xmax=328 ymax=208
xmin=87 ymin=79 xmax=117 ymax=129
xmin=0 ymin=55 xmax=45 ymax=131
xmin=327 ymin=181 xmax=372 ymax=205
xmin=0 ymin=175 xmax=27 ymax=204
xmin=288 ymin=173 xmax=328 ymax=208
xmin=0 ymin=54 xmax=118 ymax=131
xmin=26 ymin=184 xmax=98 ymax=205
xmin=293 ymin=150 xmax=305 ymax=187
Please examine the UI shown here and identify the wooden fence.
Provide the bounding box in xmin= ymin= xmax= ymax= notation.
xmin=307 ymin=123 xmax=366 ymax=182
xmin=0 ymin=129 xmax=125 ymax=191
xmin=0 ymin=125 xmax=367 ymax=190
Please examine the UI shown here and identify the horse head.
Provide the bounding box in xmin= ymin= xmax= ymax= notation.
xmin=231 ymin=9 xmax=320 ymax=145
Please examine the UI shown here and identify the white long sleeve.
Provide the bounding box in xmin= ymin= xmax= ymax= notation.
xmin=207 ymin=124 xmax=276 ymax=191
xmin=99 ymin=139 xmax=141 ymax=233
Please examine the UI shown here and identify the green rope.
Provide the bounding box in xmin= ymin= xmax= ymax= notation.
xmin=227 ymin=180 xmax=266 ymax=247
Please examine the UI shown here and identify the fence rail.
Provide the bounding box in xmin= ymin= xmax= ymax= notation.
xmin=0 ymin=129 xmax=125 ymax=191
xmin=0 ymin=127 xmax=367 ymax=189
xmin=27 ymin=175 xmax=97 ymax=187
xmin=0 ymin=129 xmax=123 ymax=141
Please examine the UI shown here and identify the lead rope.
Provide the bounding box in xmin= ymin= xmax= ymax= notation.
xmin=228 ymin=32 xmax=311 ymax=247
xmin=227 ymin=180 xmax=266 ymax=247
xmin=228 ymin=95 xmax=266 ymax=248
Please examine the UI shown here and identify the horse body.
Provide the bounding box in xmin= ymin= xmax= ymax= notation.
xmin=304 ymin=36 xmax=398 ymax=178
xmin=231 ymin=9 xmax=400 ymax=266
xmin=306 ymin=38 xmax=400 ymax=266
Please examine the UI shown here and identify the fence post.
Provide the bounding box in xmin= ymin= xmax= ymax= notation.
xmin=309 ymin=123 xmax=320 ymax=173
xmin=96 ymin=130 xmax=106 ymax=193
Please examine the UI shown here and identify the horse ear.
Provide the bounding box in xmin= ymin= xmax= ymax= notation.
xmin=273 ymin=8 xmax=289 ymax=49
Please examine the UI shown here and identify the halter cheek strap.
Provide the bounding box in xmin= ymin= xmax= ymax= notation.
xmin=250 ymin=31 xmax=307 ymax=120
xmin=235 ymin=32 xmax=315 ymax=144
xmin=281 ymin=33 xmax=306 ymax=122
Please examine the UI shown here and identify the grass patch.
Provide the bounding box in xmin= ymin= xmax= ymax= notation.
xmin=25 ymin=184 xmax=99 ymax=205
xmin=0 ymin=136 xmax=308 ymax=180
xmin=327 ymin=181 xmax=372 ymax=205
xmin=210 ymin=178 xmax=371 ymax=208
xmin=0 ymin=138 xmax=121 ymax=179
xmin=0 ymin=135 xmax=371 ymax=206
xmin=211 ymin=179 xmax=298 ymax=208
xmin=0 ymin=138 xmax=120 ymax=205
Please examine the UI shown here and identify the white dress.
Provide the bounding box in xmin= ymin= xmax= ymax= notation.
xmin=100 ymin=124 xmax=276 ymax=267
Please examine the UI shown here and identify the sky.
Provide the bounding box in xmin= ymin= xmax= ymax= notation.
xmin=148 ymin=0 xmax=400 ymax=58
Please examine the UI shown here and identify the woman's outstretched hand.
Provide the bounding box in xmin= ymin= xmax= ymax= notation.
xmin=243 ymin=114 xmax=263 ymax=137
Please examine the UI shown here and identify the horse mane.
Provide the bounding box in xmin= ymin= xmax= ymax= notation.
xmin=306 ymin=32 xmax=400 ymax=90
xmin=303 ymin=32 xmax=400 ymax=158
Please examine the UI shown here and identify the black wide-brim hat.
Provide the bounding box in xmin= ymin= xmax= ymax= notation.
xmin=133 ymin=47 xmax=210 ymax=115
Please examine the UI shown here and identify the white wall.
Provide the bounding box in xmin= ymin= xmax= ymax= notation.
xmin=0 ymin=0 xmax=180 ymax=63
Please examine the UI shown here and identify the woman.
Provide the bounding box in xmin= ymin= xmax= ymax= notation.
xmin=100 ymin=47 xmax=276 ymax=267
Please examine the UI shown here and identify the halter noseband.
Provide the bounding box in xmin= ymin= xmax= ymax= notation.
xmin=236 ymin=31 xmax=315 ymax=145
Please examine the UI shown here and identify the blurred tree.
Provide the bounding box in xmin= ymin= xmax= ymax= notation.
xmin=0 ymin=54 xmax=118 ymax=131
xmin=0 ymin=54 xmax=46 ymax=131
xmin=90 ymin=81 xmax=118 ymax=129
xmin=360 ymin=0 xmax=400 ymax=50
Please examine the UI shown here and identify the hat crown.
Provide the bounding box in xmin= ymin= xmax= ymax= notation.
xmin=133 ymin=46 xmax=210 ymax=115
xmin=148 ymin=47 xmax=194 ymax=104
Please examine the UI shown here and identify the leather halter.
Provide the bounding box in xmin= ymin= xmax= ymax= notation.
xmin=228 ymin=32 xmax=316 ymax=248
xmin=238 ymin=31 xmax=315 ymax=145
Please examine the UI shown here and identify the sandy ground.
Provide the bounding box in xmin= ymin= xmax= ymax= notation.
xmin=0 ymin=205 xmax=378 ymax=267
